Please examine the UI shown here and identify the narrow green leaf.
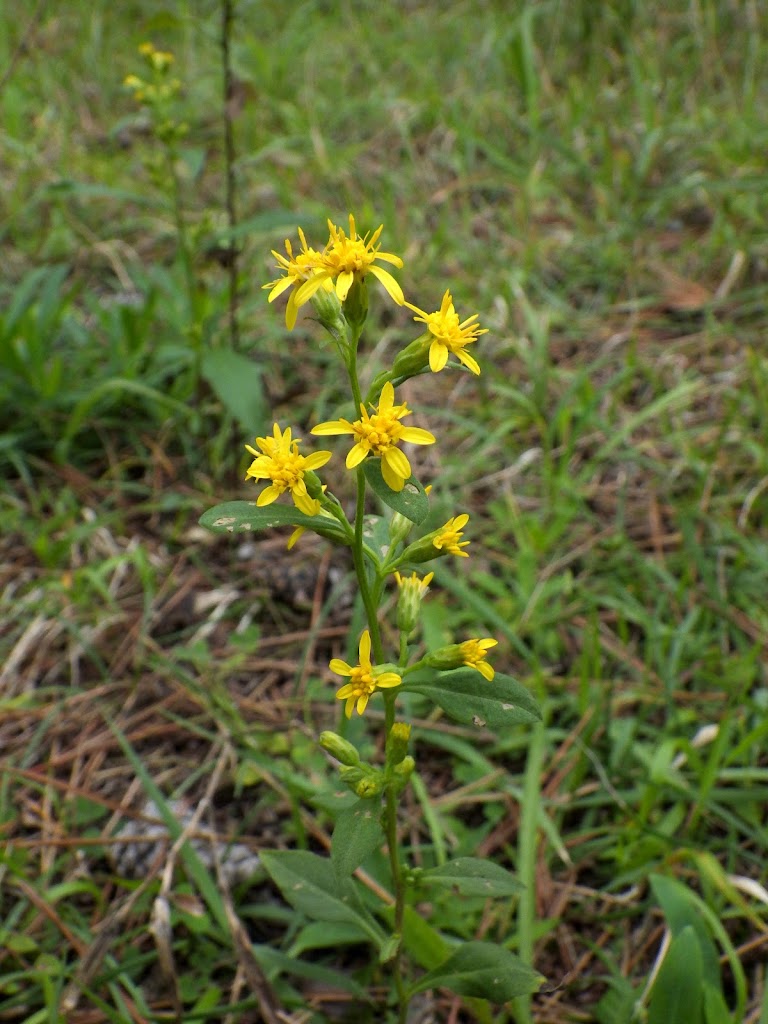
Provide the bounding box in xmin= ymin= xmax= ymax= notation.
xmin=363 ymin=459 xmax=429 ymax=524
xmin=647 ymin=926 xmax=704 ymax=1024
xmin=252 ymin=943 xmax=368 ymax=998
xmin=260 ymin=850 xmax=384 ymax=945
xmin=408 ymin=941 xmax=543 ymax=1002
xmin=418 ymin=857 xmax=523 ymax=898
xmin=650 ymin=874 xmax=720 ymax=978
xmin=199 ymin=500 xmax=348 ymax=543
xmin=331 ymin=799 xmax=385 ymax=878
xmin=400 ymin=669 xmax=541 ymax=729
xmin=201 ymin=349 xmax=266 ymax=433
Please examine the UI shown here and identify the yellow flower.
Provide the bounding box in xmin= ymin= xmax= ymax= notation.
xmin=245 ymin=424 xmax=331 ymax=515
xmin=459 ymin=638 xmax=498 ymax=681
xmin=295 ymin=214 xmax=404 ymax=307
xmin=433 ymin=514 xmax=470 ymax=557
xmin=406 ymin=290 xmax=488 ymax=375
xmin=263 ymin=229 xmax=330 ymax=329
xmin=311 ymin=382 xmax=435 ymax=491
xmin=330 ymin=630 xmax=402 ymax=718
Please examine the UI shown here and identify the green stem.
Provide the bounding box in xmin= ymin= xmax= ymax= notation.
xmin=353 ymin=467 xmax=383 ymax=661
xmin=164 ymin=145 xmax=200 ymax=383
xmin=383 ymin=693 xmax=408 ymax=1022
xmin=513 ymin=720 xmax=544 ymax=1024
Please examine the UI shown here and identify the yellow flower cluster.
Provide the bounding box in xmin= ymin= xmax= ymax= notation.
xmin=124 ymin=42 xmax=181 ymax=107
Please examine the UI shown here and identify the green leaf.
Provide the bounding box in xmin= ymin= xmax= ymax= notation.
xmin=253 ymin=943 xmax=368 ymax=998
xmin=650 ymin=874 xmax=720 ymax=978
xmin=417 ymin=857 xmax=523 ymax=898
xmin=331 ymin=799 xmax=385 ymax=878
xmin=199 ymin=500 xmax=348 ymax=543
xmin=201 ymin=349 xmax=266 ymax=433
xmin=408 ymin=941 xmax=543 ymax=1002
xmin=363 ymin=459 xmax=429 ymax=524
xmin=289 ymin=921 xmax=370 ymax=957
xmin=260 ymin=850 xmax=384 ymax=945
xmin=647 ymin=926 xmax=704 ymax=1024
xmin=400 ymin=669 xmax=541 ymax=729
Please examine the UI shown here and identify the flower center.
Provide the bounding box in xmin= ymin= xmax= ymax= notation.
xmin=348 ymin=666 xmax=376 ymax=695
xmin=268 ymin=450 xmax=305 ymax=489
xmin=460 ymin=640 xmax=485 ymax=666
xmin=353 ymin=413 xmax=403 ymax=454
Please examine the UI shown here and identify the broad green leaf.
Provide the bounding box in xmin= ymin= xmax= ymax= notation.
xmin=331 ymin=799 xmax=385 ymax=878
xmin=408 ymin=941 xmax=543 ymax=1002
xmin=289 ymin=920 xmax=370 ymax=957
xmin=199 ymin=500 xmax=348 ymax=543
xmin=650 ymin=874 xmax=720 ymax=978
xmin=201 ymin=349 xmax=266 ymax=433
xmin=647 ymin=926 xmax=704 ymax=1024
xmin=417 ymin=857 xmax=523 ymax=898
xmin=363 ymin=459 xmax=429 ymax=524
xmin=400 ymin=669 xmax=541 ymax=729
xmin=260 ymin=850 xmax=384 ymax=945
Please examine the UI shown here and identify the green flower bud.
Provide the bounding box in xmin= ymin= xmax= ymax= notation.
xmin=311 ymin=285 xmax=347 ymax=341
xmin=342 ymin=277 xmax=369 ymax=333
xmin=356 ymin=774 xmax=383 ymax=798
xmin=388 ymin=510 xmax=414 ymax=548
xmin=319 ymin=731 xmax=361 ymax=767
xmin=390 ymin=334 xmax=430 ymax=381
xmin=393 ymin=755 xmax=415 ymax=780
xmin=386 ymin=722 xmax=411 ymax=766
xmin=424 ymin=644 xmax=464 ymax=671
xmin=394 ymin=571 xmax=434 ymax=634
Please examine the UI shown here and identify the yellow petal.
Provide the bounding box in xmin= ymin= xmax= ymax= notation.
xmin=346 ymin=442 xmax=369 ymax=468
xmin=358 ymin=629 xmax=372 ymax=667
xmin=312 ymin=419 xmax=353 ymax=436
xmin=368 ymin=264 xmax=404 ymax=305
xmin=375 ymin=672 xmax=402 ymax=689
xmin=355 ymin=693 xmax=370 ymax=716
xmin=379 ymin=381 xmax=395 ymax=412
xmin=344 ymin=696 xmax=356 ymax=719
xmin=256 ymin=485 xmax=281 ymax=506
xmin=383 ymin=446 xmax=410 ymax=481
xmin=381 ymin=455 xmax=405 ymax=491
xmin=457 ymin=350 xmax=481 ymax=375
xmin=477 ymin=662 xmax=495 ymax=681
xmin=429 ymin=341 xmax=449 ymax=372
xmin=330 ymin=660 xmax=353 ymax=676
xmin=399 ymin=426 xmax=436 ymax=446
xmin=267 ymin=276 xmax=297 ymax=302
xmin=335 ymin=270 xmax=354 ymax=301
xmin=304 ymin=450 xmax=332 ymax=470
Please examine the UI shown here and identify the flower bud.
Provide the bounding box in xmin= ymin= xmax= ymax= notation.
xmin=390 ymin=334 xmax=431 ymax=380
xmin=386 ymin=722 xmax=411 ymax=766
xmin=311 ymin=283 xmax=346 ymax=336
xmin=424 ymin=644 xmax=464 ymax=671
xmin=342 ymin=277 xmax=369 ymax=333
xmin=319 ymin=731 xmax=361 ymax=767
xmin=394 ymin=571 xmax=433 ymax=634
xmin=388 ymin=510 xmax=414 ymax=548
xmin=356 ymin=774 xmax=383 ymax=798
xmin=393 ymin=755 xmax=415 ymax=780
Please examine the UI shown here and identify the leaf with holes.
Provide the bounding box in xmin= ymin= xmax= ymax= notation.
xmin=331 ymin=799 xmax=385 ymax=878
xmin=363 ymin=460 xmax=429 ymax=524
xmin=260 ymin=851 xmax=385 ymax=947
xmin=408 ymin=941 xmax=543 ymax=1001
xmin=416 ymin=858 xmax=523 ymax=898
xmin=400 ymin=669 xmax=541 ymax=729
xmin=199 ymin=501 xmax=348 ymax=543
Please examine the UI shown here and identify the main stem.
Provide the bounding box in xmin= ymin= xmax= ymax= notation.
xmin=347 ymin=337 xmax=408 ymax=1020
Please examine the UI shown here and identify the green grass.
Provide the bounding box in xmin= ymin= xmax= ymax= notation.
xmin=2 ymin=0 xmax=768 ymax=1021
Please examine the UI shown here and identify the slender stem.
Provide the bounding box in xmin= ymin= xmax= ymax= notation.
xmin=353 ymin=467 xmax=383 ymax=661
xmin=383 ymin=693 xmax=408 ymax=1022
xmin=513 ymin=720 xmax=544 ymax=1024
xmin=220 ymin=0 xmax=240 ymax=350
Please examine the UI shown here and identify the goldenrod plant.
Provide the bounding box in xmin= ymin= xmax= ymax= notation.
xmin=200 ymin=215 xmax=544 ymax=1020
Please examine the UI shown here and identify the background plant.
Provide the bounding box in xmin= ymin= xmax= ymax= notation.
xmin=1 ymin=1 xmax=767 ymax=1022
